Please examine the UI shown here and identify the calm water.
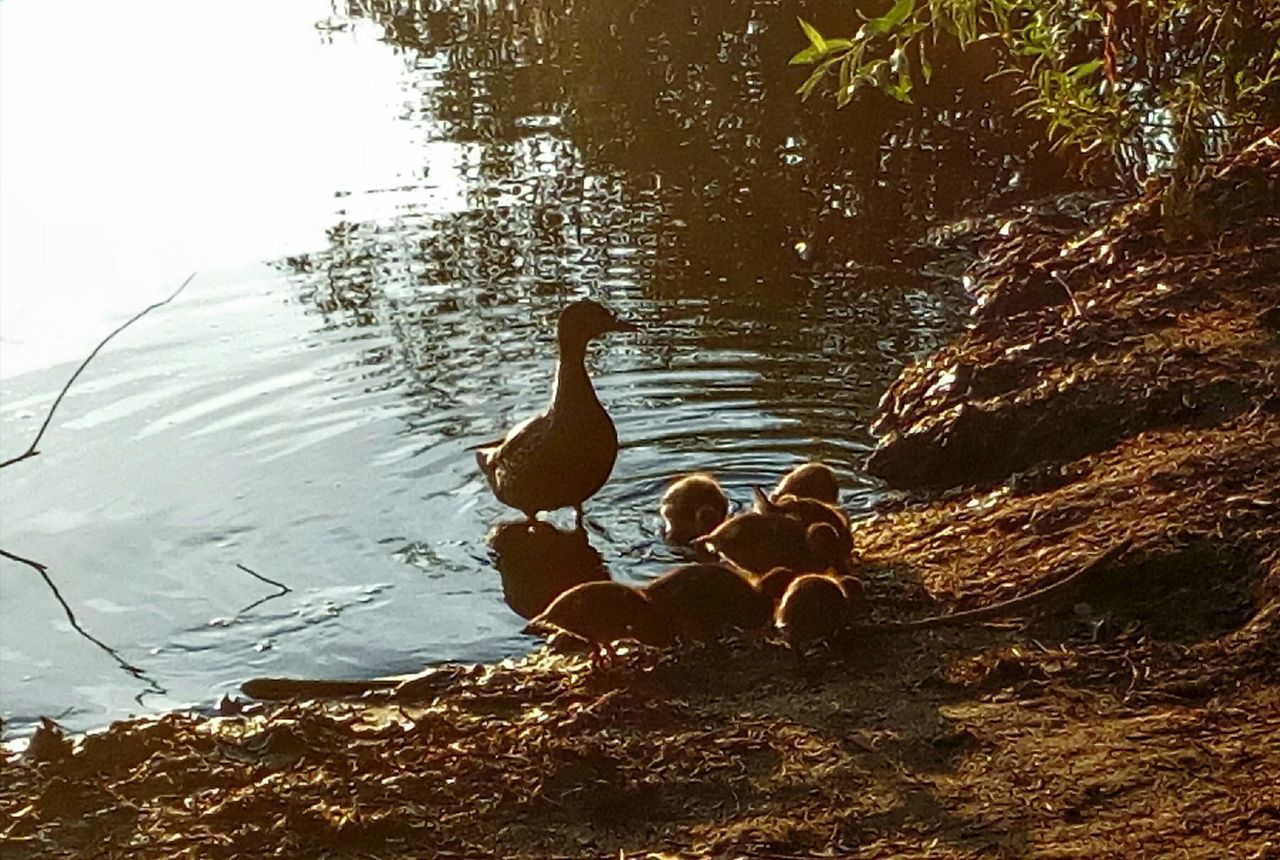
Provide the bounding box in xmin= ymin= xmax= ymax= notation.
xmin=0 ymin=0 xmax=1040 ymax=736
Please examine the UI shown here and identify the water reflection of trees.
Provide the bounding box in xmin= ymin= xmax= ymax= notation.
xmin=285 ymin=0 xmax=1042 ymax=465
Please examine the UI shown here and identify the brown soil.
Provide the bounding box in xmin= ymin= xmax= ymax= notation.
xmin=3 ymin=134 xmax=1278 ymax=860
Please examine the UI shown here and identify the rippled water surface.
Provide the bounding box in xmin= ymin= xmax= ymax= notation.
xmin=0 ymin=0 xmax=1027 ymax=735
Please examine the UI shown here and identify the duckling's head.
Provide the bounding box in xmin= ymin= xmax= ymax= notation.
xmin=805 ymin=522 xmax=853 ymax=575
xmin=756 ymin=566 xmax=799 ymax=606
xmin=698 ymin=511 xmax=796 ymax=573
xmin=772 ymin=462 xmax=839 ymax=504
xmin=660 ymin=473 xmax=729 ymax=544
xmin=775 ymin=573 xmax=850 ymax=646
xmin=558 ymin=299 xmax=638 ymax=349
xmin=834 ymin=574 xmax=871 ymax=617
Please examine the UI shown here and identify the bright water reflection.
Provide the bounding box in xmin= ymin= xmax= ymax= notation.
xmin=0 ymin=0 xmax=1024 ymax=735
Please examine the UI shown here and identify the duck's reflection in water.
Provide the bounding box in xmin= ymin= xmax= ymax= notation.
xmin=487 ymin=520 xmax=609 ymax=621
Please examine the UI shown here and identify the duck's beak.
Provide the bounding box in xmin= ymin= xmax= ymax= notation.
xmin=607 ymin=315 xmax=640 ymax=334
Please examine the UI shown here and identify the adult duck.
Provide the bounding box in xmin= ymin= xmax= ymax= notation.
xmin=475 ymin=299 xmax=637 ymax=527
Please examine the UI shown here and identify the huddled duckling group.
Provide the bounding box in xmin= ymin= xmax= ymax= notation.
xmin=524 ymin=462 xmax=870 ymax=665
xmin=472 ymin=301 xmax=873 ymax=665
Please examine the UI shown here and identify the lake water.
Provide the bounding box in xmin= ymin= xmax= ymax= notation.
xmin=0 ymin=0 xmax=1036 ymax=736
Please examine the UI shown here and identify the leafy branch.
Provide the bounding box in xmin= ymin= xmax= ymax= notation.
xmin=791 ymin=0 xmax=1280 ymax=185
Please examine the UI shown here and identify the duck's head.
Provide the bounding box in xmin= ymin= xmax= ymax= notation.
xmin=558 ymin=299 xmax=638 ymax=348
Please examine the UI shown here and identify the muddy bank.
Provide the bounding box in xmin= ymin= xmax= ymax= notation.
xmin=3 ymin=135 xmax=1278 ymax=859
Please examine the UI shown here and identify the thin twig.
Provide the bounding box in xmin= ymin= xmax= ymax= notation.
xmin=235 ymin=563 xmax=293 ymax=615
xmin=1049 ymin=270 xmax=1084 ymax=317
xmin=0 ymin=272 xmax=198 ymax=470
xmin=0 ymin=548 xmax=166 ymax=698
xmin=235 ymin=563 xmax=292 ymax=595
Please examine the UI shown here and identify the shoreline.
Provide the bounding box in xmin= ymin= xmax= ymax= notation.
xmin=3 ymin=134 xmax=1277 ymax=859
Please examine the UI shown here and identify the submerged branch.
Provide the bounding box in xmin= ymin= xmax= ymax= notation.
xmin=0 ymin=548 xmax=166 ymax=699
xmin=235 ymin=563 xmax=293 ymax=615
xmin=0 ymin=272 xmax=198 ymax=470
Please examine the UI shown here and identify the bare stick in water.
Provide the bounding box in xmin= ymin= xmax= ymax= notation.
xmin=235 ymin=563 xmax=293 ymax=615
xmin=0 ymin=548 xmax=166 ymax=698
xmin=0 ymin=271 xmax=198 ymax=470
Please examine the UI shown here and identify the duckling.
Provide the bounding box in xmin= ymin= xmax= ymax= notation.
xmin=523 ymin=580 xmax=672 ymax=667
xmin=642 ymin=563 xmax=770 ymax=641
xmin=475 ymin=299 xmax=637 ymax=528
xmin=698 ymin=511 xmax=807 ymax=574
xmin=775 ymin=573 xmax=862 ymax=646
xmin=660 ymin=472 xmax=729 ymax=544
xmin=754 ymin=489 xmax=854 ymax=573
xmin=701 ymin=512 xmax=851 ymax=576
xmin=772 ymin=461 xmax=838 ymax=504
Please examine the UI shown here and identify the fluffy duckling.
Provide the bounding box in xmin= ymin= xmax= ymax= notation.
xmin=660 ymin=472 xmax=729 ymax=544
xmin=771 ymin=462 xmax=838 ymax=504
xmin=698 ymin=511 xmax=807 ymax=574
xmin=701 ymin=510 xmax=852 ymax=576
xmin=754 ymin=489 xmax=854 ymax=572
xmin=775 ymin=573 xmax=865 ymax=646
xmin=642 ymin=563 xmax=770 ymax=641
xmin=523 ymin=581 xmax=672 ymax=666
xmin=475 ymin=299 xmax=637 ymax=528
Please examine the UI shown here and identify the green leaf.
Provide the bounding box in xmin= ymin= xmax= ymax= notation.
xmin=884 ymin=0 xmax=915 ymax=29
xmin=789 ymin=45 xmax=824 ymax=65
xmin=797 ymin=69 xmax=824 ymax=100
xmin=889 ymin=47 xmax=914 ymax=102
xmin=918 ymin=38 xmax=933 ymax=84
xmin=798 ymin=17 xmax=826 ymax=52
xmin=870 ymin=0 xmax=915 ymax=34
xmin=1068 ymin=58 xmax=1104 ymax=80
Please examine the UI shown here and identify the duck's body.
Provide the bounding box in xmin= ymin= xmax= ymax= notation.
xmin=772 ymin=462 xmax=839 ymax=504
xmin=660 ymin=472 xmax=729 ymax=544
xmin=476 ymin=300 xmax=636 ymax=526
xmin=523 ymin=580 xmax=671 ymax=665
xmin=642 ymin=562 xmax=769 ymax=641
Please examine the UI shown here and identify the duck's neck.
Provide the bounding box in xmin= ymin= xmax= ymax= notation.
xmin=550 ymin=338 xmax=600 ymax=411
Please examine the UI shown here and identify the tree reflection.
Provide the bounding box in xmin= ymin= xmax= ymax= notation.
xmin=283 ymin=0 xmax=1045 ymax=477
